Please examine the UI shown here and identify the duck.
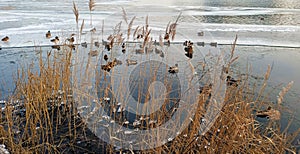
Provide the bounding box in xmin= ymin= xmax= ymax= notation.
xmin=121 ymin=43 xmax=126 ymax=53
xmin=51 ymin=45 xmax=61 ymax=50
xmin=256 ymin=106 xmax=280 ymax=120
xmin=88 ymin=50 xmax=99 ymax=57
xmin=105 ymin=44 xmax=112 ymax=51
xmin=101 ymin=64 xmax=111 ymax=72
xmin=114 ymin=58 xmax=122 ymax=65
xmin=90 ymin=27 xmax=96 ymax=33
xmin=135 ymin=48 xmax=144 ymax=54
xmin=184 ymin=41 xmax=194 ymax=59
xmin=46 ymin=31 xmax=51 ymax=38
xmin=1 ymin=36 xmax=9 ymax=42
xmin=67 ymin=37 xmax=75 ymax=44
xmin=137 ymin=34 xmax=143 ymax=39
xmin=121 ymin=42 xmax=126 ymax=49
xmin=183 ymin=40 xmax=188 ymax=46
xmin=168 ymin=64 xmax=179 ymax=74
xmin=81 ymin=42 xmax=87 ymax=48
xmin=226 ymin=76 xmax=238 ymax=87
xmin=101 ymin=59 xmax=117 ymax=72
xmin=210 ymin=42 xmax=217 ymax=47
xmin=94 ymin=41 xmax=100 ymax=47
xmin=198 ymin=31 xmax=204 ymax=36
xmin=126 ymin=59 xmax=138 ymax=66
xmin=164 ymin=32 xmax=169 ymax=40
xmin=184 ymin=45 xmax=193 ymax=54
xmin=50 ymin=36 xmax=59 ymax=44
xmin=104 ymin=54 xmax=108 ymax=61
xmin=67 ymin=44 xmax=76 ymax=50
xmin=197 ymin=41 xmax=205 ymax=47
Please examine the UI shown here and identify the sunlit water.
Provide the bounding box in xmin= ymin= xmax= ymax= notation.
xmin=0 ymin=0 xmax=299 ymax=142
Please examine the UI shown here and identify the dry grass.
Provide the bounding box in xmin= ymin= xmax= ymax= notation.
xmin=0 ymin=3 xmax=299 ymax=154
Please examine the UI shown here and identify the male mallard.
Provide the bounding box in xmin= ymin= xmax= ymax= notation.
xmin=46 ymin=31 xmax=51 ymax=38
xmin=168 ymin=64 xmax=179 ymax=74
xmin=50 ymin=36 xmax=59 ymax=44
xmin=1 ymin=36 xmax=9 ymax=42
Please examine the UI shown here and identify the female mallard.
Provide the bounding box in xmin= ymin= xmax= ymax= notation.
xmin=126 ymin=59 xmax=138 ymax=66
xmin=1 ymin=36 xmax=9 ymax=42
xmin=67 ymin=37 xmax=74 ymax=43
xmin=226 ymin=76 xmax=238 ymax=87
xmin=46 ymin=31 xmax=51 ymax=38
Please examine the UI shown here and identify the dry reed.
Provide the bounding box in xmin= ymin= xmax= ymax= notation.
xmin=0 ymin=4 xmax=298 ymax=154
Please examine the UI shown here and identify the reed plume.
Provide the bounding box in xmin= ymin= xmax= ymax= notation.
xmin=277 ymin=81 xmax=294 ymax=105
xmin=133 ymin=26 xmax=140 ymax=40
xmin=122 ymin=7 xmax=128 ymax=24
xmin=72 ymin=1 xmax=79 ymax=24
xmin=127 ymin=16 xmax=136 ymax=40
xmin=89 ymin=0 xmax=96 ymax=26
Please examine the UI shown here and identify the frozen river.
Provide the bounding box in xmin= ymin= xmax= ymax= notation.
xmin=0 ymin=0 xmax=300 ymax=136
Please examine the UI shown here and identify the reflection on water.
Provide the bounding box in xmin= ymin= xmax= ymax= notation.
xmin=194 ymin=14 xmax=300 ymax=26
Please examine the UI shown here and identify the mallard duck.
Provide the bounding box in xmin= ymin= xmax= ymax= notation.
xmin=121 ymin=42 xmax=126 ymax=53
xmin=1 ymin=36 xmax=9 ymax=42
xmin=168 ymin=64 xmax=179 ymax=74
xmin=210 ymin=42 xmax=217 ymax=47
xmin=88 ymin=50 xmax=99 ymax=57
xmin=101 ymin=64 xmax=111 ymax=72
xmin=94 ymin=41 xmax=100 ymax=47
xmin=81 ymin=42 xmax=87 ymax=48
xmin=198 ymin=31 xmax=204 ymax=36
xmin=126 ymin=59 xmax=138 ymax=66
xmin=101 ymin=59 xmax=118 ymax=72
xmin=90 ymin=27 xmax=96 ymax=33
xmin=46 ymin=31 xmax=51 ymax=38
xmin=105 ymin=44 xmax=112 ymax=51
xmin=50 ymin=36 xmax=59 ymax=44
xmin=51 ymin=45 xmax=60 ymax=50
xmin=164 ymin=32 xmax=169 ymax=40
xmin=184 ymin=42 xmax=194 ymax=59
xmin=104 ymin=54 xmax=108 ymax=61
xmin=67 ymin=37 xmax=74 ymax=43
xmin=256 ymin=106 xmax=280 ymax=120
xmin=137 ymin=34 xmax=143 ymax=39
xmin=183 ymin=40 xmax=188 ymax=46
xmin=197 ymin=41 xmax=205 ymax=47
xmin=185 ymin=52 xmax=193 ymax=59
xmin=226 ymin=76 xmax=238 ymax=87
xmin=122 ymin=48 xmax=126 ymax=54
xmin=68 ymin=44 xmax=76 ymax=50
xmin=135 ymin=48 xmax=144 ymax=54
xmin=114 ymin=58 xmax=122 ymax=65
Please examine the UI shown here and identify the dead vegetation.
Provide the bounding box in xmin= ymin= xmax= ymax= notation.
xmin=0 ymin=2 xmax=299 ymax=153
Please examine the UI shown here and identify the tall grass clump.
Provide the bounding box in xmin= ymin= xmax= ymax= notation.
xmin=0 ymin=2 xmax=299 ymax=154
